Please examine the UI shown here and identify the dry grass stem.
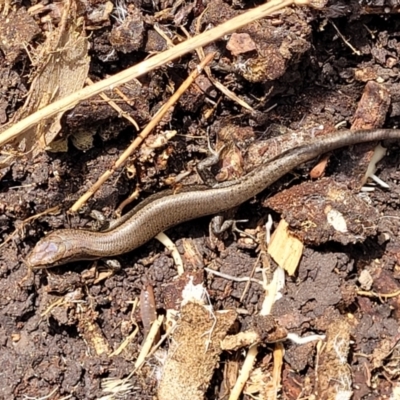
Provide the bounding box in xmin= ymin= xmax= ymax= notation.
xmin=0 ymin=0 xmax=311 ymax=148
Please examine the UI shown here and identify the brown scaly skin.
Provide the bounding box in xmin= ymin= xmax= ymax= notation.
xmin=26 ymin=128 xmax=400 ymax=269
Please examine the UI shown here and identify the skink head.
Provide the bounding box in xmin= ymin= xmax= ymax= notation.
xmin=26 ymin=232 xmax=77 ymax=269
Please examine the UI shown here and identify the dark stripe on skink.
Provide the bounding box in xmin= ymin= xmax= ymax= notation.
xmin=26 ymin=129 xmax=400 ymax=269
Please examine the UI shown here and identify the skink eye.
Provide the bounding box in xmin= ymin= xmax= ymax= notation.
xmin=26 ymin=236 xmax=67 ymax=269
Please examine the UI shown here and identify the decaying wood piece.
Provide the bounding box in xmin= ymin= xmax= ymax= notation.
xmin=157 ymin=301 xmax=237 ymax=400
xmin=316 ymin=319 xmax=352 ymax=399
xmin=267 ymin=219 xmax=303 ymax=276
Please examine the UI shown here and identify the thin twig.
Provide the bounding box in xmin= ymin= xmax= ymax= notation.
xmin=0 ymin=0 xmax=310 ymax=147
xmin=357 ymin=289 xmax=400 ymax=299
xmin=70 ymin=52 xmax=214 ymax=211
xmin=86 ymin=78 xmax=139 ymax=130
xmin=180 ymin=25 xmax=255 ymax=112
xmin=330 ymin=20 xmax=361 ymax=56
xmin=0 ymin=206 xmax=60 ymax=248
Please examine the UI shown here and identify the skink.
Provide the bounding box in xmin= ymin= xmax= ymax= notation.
xmin=26 ymin=128 xmax=400 ymax=269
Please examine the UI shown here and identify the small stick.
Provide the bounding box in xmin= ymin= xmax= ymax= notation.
xmin=0 ymin=205 xmax=60 ymax=248
xmin=70 ymin=52 xmax=214 ymax=211
xmin=86 ymin=78 xmax=140 ymax=130
xmin=228 ymin=344 xmax=258 ymax=400
xmin=134 ymin=315 xmax=164 ymax=370
xmin=0 ymin=0 xmax=310 ymax=147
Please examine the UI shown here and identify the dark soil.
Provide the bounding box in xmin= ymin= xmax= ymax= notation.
xmin=1 ymin=1 xmax=400 ymax=399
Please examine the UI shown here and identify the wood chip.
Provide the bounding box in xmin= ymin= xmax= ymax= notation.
xmin=267 ymin=219 xmax=303 ymax=276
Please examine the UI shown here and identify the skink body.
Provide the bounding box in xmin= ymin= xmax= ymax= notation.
xmin=26 ymin=128 xmax=400 ymax=269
